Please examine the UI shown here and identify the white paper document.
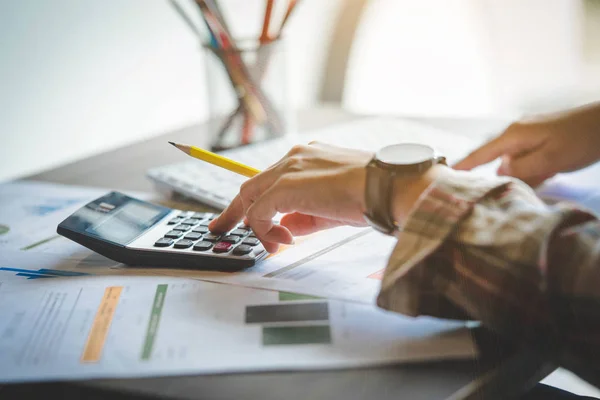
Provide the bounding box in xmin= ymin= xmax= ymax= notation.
xmin=0 ymin=182 xmax=114 ymax=260
xmin=118 ymin=226 xmax=396 ymax=304
xmin=0 ymin=181 xmax=152 ymax=269
xmin=0 ymin=275 xmax=476 ymax=383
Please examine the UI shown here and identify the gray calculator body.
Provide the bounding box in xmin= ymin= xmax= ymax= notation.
xmin=57 ymin=192 xmax=267 ymax=271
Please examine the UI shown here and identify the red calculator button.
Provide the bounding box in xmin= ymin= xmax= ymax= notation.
xmin=213 ymin=242 xmax=232 ymax=253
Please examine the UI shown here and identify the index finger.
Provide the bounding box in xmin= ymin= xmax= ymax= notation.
xmin=453 ymin=135 xmax=515 ymax=170
xmin=209 ymin=194 xmax=244 ymax=233
xmin=245 ymin=182 xmax=294 ymax=250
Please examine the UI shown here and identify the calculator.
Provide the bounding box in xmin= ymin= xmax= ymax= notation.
xmin=57 ymin=192 xmax=267 ymax=271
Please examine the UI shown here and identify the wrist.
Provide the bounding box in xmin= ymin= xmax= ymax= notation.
xmin=391 ymin=165 xmax=445 ymax=227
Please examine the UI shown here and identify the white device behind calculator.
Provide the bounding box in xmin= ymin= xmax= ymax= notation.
xmin=147 ymin=118 xmax=486 ymax=209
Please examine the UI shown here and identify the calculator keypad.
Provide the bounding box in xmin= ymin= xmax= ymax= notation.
xmin=154 ymin=238 xmax=174 ymax=247
xmin=184 ymin=232 xmax=203 ymax=241
xmin=203 ymin=233 xmax=222 ymax=243
xmin=242 ymin=237 xmax=260 ymax=246
xmin=174 ymin=239 xmax=194 ymax=249
xmin=233 ymin=244 xmax=252 ymax=255
xmin=213 ymin=242 xmax=232 ymax=253
xmin=193 ymin=241 xmax=213 ymax=251
xmin=221 ymin=235 xmax=240 ymax=244
xmin=164 ymin=230 xmax=183 ymax=239
xmin=150 ymin=211 xmax=264 ymax=261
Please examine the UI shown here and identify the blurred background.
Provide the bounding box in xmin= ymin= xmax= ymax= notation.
xmin=1 ymin=2 xmax=600 ymax=395
xmin=1 ymin=0 xmax=600 ymax=182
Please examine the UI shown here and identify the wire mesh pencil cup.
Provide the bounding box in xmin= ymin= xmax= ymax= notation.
xmin=203 ymin=37 xmax=293 ymax=151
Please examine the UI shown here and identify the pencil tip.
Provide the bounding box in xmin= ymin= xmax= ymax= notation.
xmin=168 ymin=141 xmax=177 ymax=147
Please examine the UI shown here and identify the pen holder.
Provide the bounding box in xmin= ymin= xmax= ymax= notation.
xmin=203 ymin=38 xmax=294 ymax=151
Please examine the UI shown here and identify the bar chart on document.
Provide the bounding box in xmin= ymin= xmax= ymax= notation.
xmin=0 ymin=276 xmax=475 ymax=382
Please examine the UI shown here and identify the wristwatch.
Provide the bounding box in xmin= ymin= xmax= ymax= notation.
xmin=364 ymin=143 xmax=446 ymax=234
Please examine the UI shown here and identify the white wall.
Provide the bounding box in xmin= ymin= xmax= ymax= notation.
xmin=0 ymin=0 xmax=342 ymax=181
xmin=4 ymin=0 xmax=600 ymax=182
xmin=344 ymin=0 xmax=496 ymax=117
xmin=343 ymin=0 xmax=600 ymax=117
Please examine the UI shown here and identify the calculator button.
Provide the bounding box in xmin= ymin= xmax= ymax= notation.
xmin=154 ymin=238 xmax=174 ymax=247
xmin=184 ymin=232 xmax=203 ymax=241
xmin=178 ymin=212 xmax=190 ymax=218
xmin=193 ymin=241 xmax=213 ymax=251
xmin=233 ymin=244 xmax=252 ymax=255
xmin=203 ymin=233 xmax=221 ymax=243
xmin=173 ymin=224 xmax=192 ymax=232
xmin=174 ymin=239 xmax=194 ymax=249
xmin=199 ymin=221 xmax=211 ymax=227
xmin=213 ymin=242 xmax=232 ymax=253
xmin=242 ymin=237 xmax=260 ymax=246
xmin=192 ymin=212 xmax=208 ymax=219
xmin=164 ymin=230 xmax=183 ymax=239
xmin=230 ymin=229 xmax=249 ymax=237
xmin=167 ymin=218 xmax=182 ymax=225
xmin=192 ymin=226 xmax=209 ymax=234
xmin=182 ymin=218 xmax=200 ymax=225
xmin=221 ymin=235 xmax=240 ymax=244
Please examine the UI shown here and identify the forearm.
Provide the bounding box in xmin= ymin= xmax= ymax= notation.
xmin=540 ymin=100 xmax=600 ymax=126
xmin=379 ymin=169 xmax=600 ymax=386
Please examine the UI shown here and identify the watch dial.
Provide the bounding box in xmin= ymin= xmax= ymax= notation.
xmin=376 ymin=143 xmax=435 ymax=165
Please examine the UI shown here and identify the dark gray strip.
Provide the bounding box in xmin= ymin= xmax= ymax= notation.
xmin=245 ymin=303 xmax=329 ymax=324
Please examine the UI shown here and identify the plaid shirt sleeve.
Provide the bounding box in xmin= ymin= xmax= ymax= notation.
xmin=377 ymin=169 xmax=600 ymax=387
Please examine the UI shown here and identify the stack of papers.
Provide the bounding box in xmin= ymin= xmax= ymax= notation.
xmin=0 ymin=275 xmax=475 ymax=382
xmin=0 ymin=181 xmax=476 ymax=383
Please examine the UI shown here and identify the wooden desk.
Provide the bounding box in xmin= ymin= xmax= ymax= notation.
xmin=3 ymin=107 xmax=543 ymax=400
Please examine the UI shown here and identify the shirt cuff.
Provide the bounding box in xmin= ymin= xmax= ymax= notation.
xmin=377 ymin=169 xmax=512 ymax=316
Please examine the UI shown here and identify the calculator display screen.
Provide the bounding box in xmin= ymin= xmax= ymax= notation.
xmin=63 ymin=192 xmax=170 ymax=245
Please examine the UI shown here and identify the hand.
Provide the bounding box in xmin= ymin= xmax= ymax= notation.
xmin=454 ymin=102 xmax=600 ymax=186
xmin=209 ymin=142 xmax=373 ymax=253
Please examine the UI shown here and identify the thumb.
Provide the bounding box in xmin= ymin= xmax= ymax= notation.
xmin=454 ymin=133 xmax=521 ymax=171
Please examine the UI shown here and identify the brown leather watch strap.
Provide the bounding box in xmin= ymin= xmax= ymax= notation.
xmin=364 ymin=159 xmax=397 ymax=234
xmin=363 ymin=153 xmax=446 ymax=235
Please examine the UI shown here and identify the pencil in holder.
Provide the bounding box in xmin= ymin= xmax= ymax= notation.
xmin=203 ymin=37 xmax=293 ymax=151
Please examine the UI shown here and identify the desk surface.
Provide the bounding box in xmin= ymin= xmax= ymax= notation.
xmin=4 ymin=107 xmax=527 ymax=400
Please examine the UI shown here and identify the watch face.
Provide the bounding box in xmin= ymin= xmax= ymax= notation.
xmin=376 ymin=143 xmax=435 ymax=166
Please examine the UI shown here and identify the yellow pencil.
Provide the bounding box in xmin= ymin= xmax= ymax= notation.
xmin=169 ymin=141 xmax=260 ymax=178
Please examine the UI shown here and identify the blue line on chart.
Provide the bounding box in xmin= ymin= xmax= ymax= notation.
xmin=25 ymin=198 xmax=86 ymax=217
xmin=0 ymin=267 xmax=90 ymax=280
xmin=16 ymin=273 xmax=56 ymax=279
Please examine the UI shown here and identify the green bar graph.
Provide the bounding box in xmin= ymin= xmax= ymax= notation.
xmin=21 ymin=235 xmax=61 ymax=251
xmin=278 ymin=291 xmax=323 ymax=302
xmin=262 ymin=326 xmax=331 ymax=346
xmin=141 ymin=284 xmax=168 ymax=360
